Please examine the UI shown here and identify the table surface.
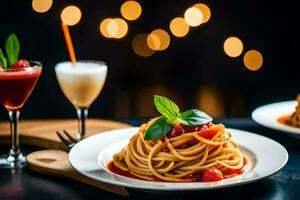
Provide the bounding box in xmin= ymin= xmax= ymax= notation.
xmin=0 ymin=118 xmax=299 ymax=200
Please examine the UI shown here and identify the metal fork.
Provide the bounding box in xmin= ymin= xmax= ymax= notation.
xmin=56 ymin=130 xmax=78 ymax=150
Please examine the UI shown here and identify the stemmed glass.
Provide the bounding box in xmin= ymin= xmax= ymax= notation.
xmin=55 ymin=60 xmax=107 ymax=140
xmin=0 ymin=62 xmax=42 ymax=168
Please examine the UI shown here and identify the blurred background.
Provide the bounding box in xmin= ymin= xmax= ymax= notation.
xmin=0 ymin=0 xmax=299 ymax=120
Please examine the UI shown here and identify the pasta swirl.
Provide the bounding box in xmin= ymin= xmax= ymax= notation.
xmin=113 ymin=118 xmax=245 ymax=182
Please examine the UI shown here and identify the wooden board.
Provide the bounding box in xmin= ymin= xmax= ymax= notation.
xmin=0 ymin=119 xmax=131 ymax=195
xmin=27 ymin=150 xmax=129 ymax=196
xmin=0 ymin=119 xmax=131 ymax=151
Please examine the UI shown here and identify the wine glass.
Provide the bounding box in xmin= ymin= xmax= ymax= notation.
xmin=55 ymin=60 xmax=107 ymax=140
xmin=0 ymin=61 xmax=42 ymax=168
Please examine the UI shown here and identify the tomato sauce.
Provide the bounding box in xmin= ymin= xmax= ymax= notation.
xmin=223 ymin=168 xmax=244 ymax=178
xmin=277 ymin=115 xmax=294 ymax=127
xmin=107 ymin=161 xmax=245 ymax=182
xmin=107 ymin=161 xmax=141 ymax=179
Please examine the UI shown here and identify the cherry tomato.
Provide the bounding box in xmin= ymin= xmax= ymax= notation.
xmin=201 ymin=167 xmax=224 ymax=182
xmin=182 ymin=122 xmax=213 ymax=133
xmin=197 ymin=124 xmax=224 ymax=139
xmin=224 ymin=168 xmax=244 ymax=176
xmin=168 ymin=124 xmax=183 ymax=138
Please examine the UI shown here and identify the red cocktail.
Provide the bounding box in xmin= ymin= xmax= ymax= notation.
xmin=0 ymin=66 xmax=41 ymax=110
xmin=0 ymin=62 xmax=42 ymax=168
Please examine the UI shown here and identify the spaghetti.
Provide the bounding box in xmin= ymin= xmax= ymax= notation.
xmin=287 ymin=94 xmax=300 ymax=127
xmin=277 ymin=94 xmax=300 ymax=128
xmin=112 ymin=118 xmax=246 ymax=182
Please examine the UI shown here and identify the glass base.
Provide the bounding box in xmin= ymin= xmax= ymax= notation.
xmin=0 ymin=153 xmax=27 ymax=169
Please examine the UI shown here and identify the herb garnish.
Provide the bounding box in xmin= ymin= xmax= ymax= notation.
xmin=144 ymin=95 xmax=213 ymax=140
xmin=0 ymin=33 xmax=20 ymax=69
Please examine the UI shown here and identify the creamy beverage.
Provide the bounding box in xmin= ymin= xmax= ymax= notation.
xmin=55 ymin=61 xmax=107 ymax=108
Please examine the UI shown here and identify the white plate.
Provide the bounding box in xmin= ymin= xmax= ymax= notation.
xmin=69 ymin=127 xmax=288 ymax=191
xmin=252 ymin=101 xmax=300 ymax=137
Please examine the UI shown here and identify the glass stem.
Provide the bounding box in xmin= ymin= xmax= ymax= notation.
xmin=77 ymin=108 xmax=88 ymax=140
xmin=8 ymin=110 xmax=21 ymax=157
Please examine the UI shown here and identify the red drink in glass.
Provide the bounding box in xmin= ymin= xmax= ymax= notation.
xmin=0 ymin=62 xmax=42 ymax=168
xmin=0 ymin=68 xmax=42 ymax=110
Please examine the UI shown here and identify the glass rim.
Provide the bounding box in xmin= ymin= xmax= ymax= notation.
xmin=55 ymin=60 xmax=108 ymax=68
xmin=0 ymin=60 xmax=42 ymax=72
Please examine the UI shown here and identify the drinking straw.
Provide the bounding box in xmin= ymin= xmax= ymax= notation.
xmin=61 ymin=22 xmax=77 ymax=63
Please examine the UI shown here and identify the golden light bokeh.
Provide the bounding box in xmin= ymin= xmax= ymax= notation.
xmin=197 ymin=86 xmax=225 ymax=118
xmin=193 ymin=3 xmax=211 ymax=23
xmin=32 ymin=0 xmax=52 ymax=13
xmin=114 ymin=18 xmax=128 ymax=39
xmin=99 ymin=18 xmax=128 ymax=39
xmin=223 ymin=37 xmax=244 ymax=57
xmin=121 ymin=1 xmax=142 ymax=21
xmin=100 ymin=18 xmax=113 ymax=38
xmin=132 ymin=34 xmax=155 ymax=57
xmin=184 ymin=7 xmax=203 ymax=27
xmin=147 ymin=29 xmax=170 ymax=51
xmin=243 ymin=50 xmax=263 ymax=71
xmin=106 ymin=19 xmax=119 ymax=38
xmin=147 ymin=34 xmax=161 ymax=51
xmin=169 ymin=17 xmax=189 ymax=37
xmin=61 ymin=5 xmax=82 ymax=26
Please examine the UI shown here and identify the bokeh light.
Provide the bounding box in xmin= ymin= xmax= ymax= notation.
xmin=32 ymin=0 xmax=52 ymax=13
xmin=169 ymin=17 xmax=189 ymax=37
xmin=100 ymin=18 xmax=112 ymax=38
xmin=147 ymin=29 xmax=170 ymax=51
xmin=197 ymin=86 xmax=225 ymax=118
xmin=147 ymin=34 xmax=161 ymax=51
xmin=106 ymin=19 xmax=119 ymax=38
xmin=99 ymin=18 xmax=128 ymax=39
xmin=61 ymin=5 xmax=82 ymax=26
xmin=223 ymin=37 xmax=244 ymax=57
xmin=243 ymin=50 xmax=263 ymax=71
xmin=132 ymin=34 xmax=155 ymax=57
xmin=193 ymin=3 xmax=211 ymax=23
xmin=121 ymin=1 xmax=142 ymax=21
xmin=184 ymin=7 xmax=203 ymax=27
xmin=114 ymin=18 xmax=128 ymax=39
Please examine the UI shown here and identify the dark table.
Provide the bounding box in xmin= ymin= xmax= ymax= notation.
xmin=0 ymin=118 xmax=299 ymax=200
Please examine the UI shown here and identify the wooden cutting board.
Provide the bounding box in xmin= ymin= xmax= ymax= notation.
xmin=27 ymin=150 xmax=129 ymax=196
xmin=0 ymin=119 xmax=132 ymax=196
xmin=0 ymin=119 xmax=131 ymax=151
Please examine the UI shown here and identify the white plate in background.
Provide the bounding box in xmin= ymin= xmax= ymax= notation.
xmin=252 ymin=101 xmax=300 ymax=137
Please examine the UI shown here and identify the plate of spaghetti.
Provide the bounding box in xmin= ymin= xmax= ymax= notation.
xmin=69 ymin=96 xmax=288 ymax=191
xmin=252 ymin=99 xmax=300 ymax=137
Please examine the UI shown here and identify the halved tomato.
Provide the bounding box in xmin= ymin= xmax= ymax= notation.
xmin=197 ymin=124 xmax=224 ymax=139
xmin=201 ymin=167 xmax=224 ymax=182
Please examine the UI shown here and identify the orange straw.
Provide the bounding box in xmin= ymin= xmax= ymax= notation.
xmin=61 ymin=22 xmax=77 ymax=64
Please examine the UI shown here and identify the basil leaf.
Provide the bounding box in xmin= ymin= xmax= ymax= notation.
xmin=144 ymin=117 xmax=173 ymax=140
xmin=154 ymin=95 xmax=180 ymax=119
xmin=166 ymin=117 xmax=180 ymax=125
xmin=180 ymin=109 xmax=212 ymax=126
xmin=5 ymin=33 xmax=20 ymax=66
xmin=0 ymin=48 xmax=7 ymax=68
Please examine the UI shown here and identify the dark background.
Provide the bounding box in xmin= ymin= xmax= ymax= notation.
xmin=0 ymin=0 xmax=299 ymax=120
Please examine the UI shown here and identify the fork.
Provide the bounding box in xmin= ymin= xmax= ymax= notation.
xmin=56 ymin=130 xmax=78 ymax=150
